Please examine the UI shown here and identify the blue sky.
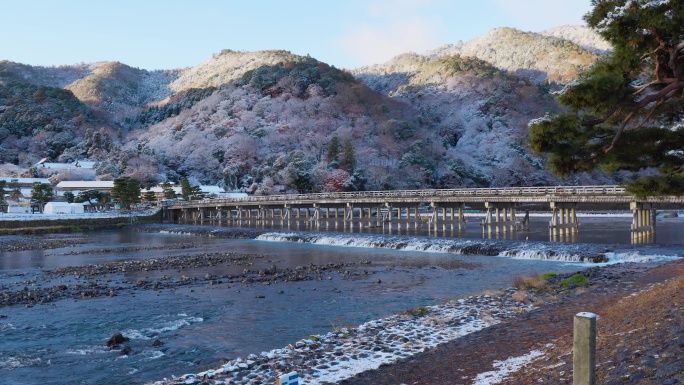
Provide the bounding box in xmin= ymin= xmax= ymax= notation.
xmin=2 ymin=0 xmax=593 ymax=71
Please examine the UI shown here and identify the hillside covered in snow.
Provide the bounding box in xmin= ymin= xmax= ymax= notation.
xmin=0 ymin=25 xmax=620 ymax=192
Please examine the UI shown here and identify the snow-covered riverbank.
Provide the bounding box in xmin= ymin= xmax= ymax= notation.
xmin=150 ymin=287 xmax=534 ymax=385
xmin=0 ymin=208 xmax=159 ymax=221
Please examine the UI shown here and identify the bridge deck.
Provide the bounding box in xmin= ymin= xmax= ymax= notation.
xmin=168 ymin=185 xmax=684 ymax=209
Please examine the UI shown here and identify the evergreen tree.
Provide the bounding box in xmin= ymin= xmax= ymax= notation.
xmin=75 ymin=189 xmax=102 ymax=205
xmin=143 ymin=190 xmax=157 ymax=203
xmin=0 ymin=180 xmax=6 ymax=202
xmin=189 ymin=185 xmax=205 ymax=200
xmin=161 ymin=181 xmax=176 ymax=199
xmin=111 ymin=176 xmax=141 ymax=210
xmin=326 ymin=135 xmax=340 ymax=164
xmin=63 ymin=191 xmax=75 ymax=203
xmin=8 ymin=179 xmax=22 ymax=201
xmin=339 ymin=138 xmax=356 ymax=173
xmin=96 ymin=192 xmax=112 ymax=211
xmin=528 ymin=0 xmax=684 ymax=197
xmin=180 ymin=177 xmax=191 ymax=201
xmin=31 ymin=182 xmax=54 ymax=213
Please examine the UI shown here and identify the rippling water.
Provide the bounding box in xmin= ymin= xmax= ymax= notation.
xmin=0 ymin=216 xmax=682 ymax=385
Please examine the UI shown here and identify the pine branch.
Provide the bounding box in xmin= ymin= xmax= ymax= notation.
xmin=605 ymin=88 xmax=679 ymax=153
xmin=581 ymin=106 xmax=619 ymax=127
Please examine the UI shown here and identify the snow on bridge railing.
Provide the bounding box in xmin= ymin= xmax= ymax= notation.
xmin=170 ymin=185 xmax=627 ymax=208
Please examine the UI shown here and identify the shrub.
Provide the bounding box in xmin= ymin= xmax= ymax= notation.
xmin=410 ymin=306 xmax=430 ymax=317
xmin=513 ymin=275 xmax=547 ymax=291
xmin=561 ymin=273 xmax=589 ymax=288
xmin=511 ymin=290 xmax=527 ymax=302
xmin=541 ymin=272 xmax=558 ymax=280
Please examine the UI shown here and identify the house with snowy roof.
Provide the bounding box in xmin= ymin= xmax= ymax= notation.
xmin=0 ymin=177 xmax=52 ymax=201
xmin=35 ymin=158 xmax=97 ymax=179
xmin=55 ymin=180 xmax=115 ymax=195
xmin=141 ymin=184 xmax=226 ymax=200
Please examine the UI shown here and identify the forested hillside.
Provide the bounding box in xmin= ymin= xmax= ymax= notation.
xmin=0 ymin=26 xmax=620 ymax=191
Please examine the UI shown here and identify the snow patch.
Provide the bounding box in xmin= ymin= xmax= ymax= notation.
xmin=472 ymin=348 xmax=548 ymax=384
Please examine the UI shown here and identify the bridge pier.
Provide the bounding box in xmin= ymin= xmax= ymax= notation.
xmin=430 ymin=202 xmax=466 ymax=231
xmin=549 ymin=202 xmax=579 ymax=238
xmin=630 ymin=202 xmax=656 ymax=242
xmin=482 ymin=202 xmax=519 ymax=235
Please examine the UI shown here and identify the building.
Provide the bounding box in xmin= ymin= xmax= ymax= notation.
xmin=35 ymin=158 xmax=97 ymax=179
xmin=6 ymin=202 xmax=31 ymax=214
xmin=141 ymin=184 xmax=227 ymax=200
xmin=55 ymin=181 xmax=115 ymax=195
xmin=0 ymin=177 xmax=52 ymax=200
xmin=43 ymin=202 xmax=85 ymax=214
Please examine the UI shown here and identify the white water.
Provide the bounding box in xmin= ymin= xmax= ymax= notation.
xmin=256 ymin=232 xmax=681 ymax=264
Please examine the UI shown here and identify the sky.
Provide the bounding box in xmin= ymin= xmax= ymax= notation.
xmin=1 ymin=0 xmax=593 ymax=71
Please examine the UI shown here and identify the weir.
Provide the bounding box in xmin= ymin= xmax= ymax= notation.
xmin=164 ymin=185 xmax=684 ymax=242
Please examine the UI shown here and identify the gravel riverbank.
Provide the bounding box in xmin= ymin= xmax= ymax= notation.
xmin=339 ymin=259 xmax=684 ymax=385
xmin=141 ymin=259 xmax=684 ymax=385
xmin=2 ymin=226 xmax=681 ymax=384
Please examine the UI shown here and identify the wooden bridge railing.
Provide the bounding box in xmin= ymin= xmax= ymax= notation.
xmin=169 ymin=185 xmax=628 ymax=208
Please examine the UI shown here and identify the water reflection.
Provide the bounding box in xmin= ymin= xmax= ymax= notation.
xmin=196 ymin=215 xmax=684 ymax=245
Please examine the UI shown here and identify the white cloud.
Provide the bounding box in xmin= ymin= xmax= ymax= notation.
xmin=339 ymin=18 xmax=438 ymax=67
xmin=494 ymin=0 xmax=591 ymax=31
xmin=337 ymin=0 xmax=442 ymax=67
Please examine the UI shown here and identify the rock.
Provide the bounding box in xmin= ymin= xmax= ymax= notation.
xmin=106 ymin=332 xmax=129 ymax=348
xmin=152 ymin=339 xmax=164 ymax=347
xmin=120 ymin=346 xmax=132 ymax=355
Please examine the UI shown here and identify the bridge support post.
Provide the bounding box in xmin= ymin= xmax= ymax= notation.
xmin=482 ymin=202 xmax=517 ymax=236
xmin=630 ymin=202 xmax=655 ymax=242
xmin=549 ymin=202 xmax=579 ymax=238
xmin=431 ymin=202 xmax=466 ymax=231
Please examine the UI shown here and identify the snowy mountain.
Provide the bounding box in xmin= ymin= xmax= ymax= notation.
xmin=0 ymin=25 xmax=618 ymax=191
xmin=539 ymin=25 xmax=612 ymax=54
xmin=422 ymin=27 xmax=601 ymax=83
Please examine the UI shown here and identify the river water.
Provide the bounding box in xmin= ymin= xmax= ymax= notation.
xmin=0 ymin=215 xmax=682 ymax=385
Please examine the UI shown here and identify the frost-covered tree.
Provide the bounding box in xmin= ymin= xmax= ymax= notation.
xmin=528 ymin=0 xmax=684 ymax=197
xmin=322 ymin=169 xmax=351 ymax=192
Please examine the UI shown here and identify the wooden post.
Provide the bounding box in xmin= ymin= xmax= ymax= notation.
xmin=573 ymin=312 xmax=597 ymax=385
xmin=276 ymin=371 xmax=299 ymax=385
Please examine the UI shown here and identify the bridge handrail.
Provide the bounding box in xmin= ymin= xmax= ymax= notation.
xmin=170 ymin=185 xmax=628 ymax=208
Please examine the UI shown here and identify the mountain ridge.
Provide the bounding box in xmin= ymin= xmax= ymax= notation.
xmin=0 ymin=25 xmax=621 ymax=192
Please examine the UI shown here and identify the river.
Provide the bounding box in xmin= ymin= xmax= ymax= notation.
xmin=0 ymin=215 xmax=682 ymax=385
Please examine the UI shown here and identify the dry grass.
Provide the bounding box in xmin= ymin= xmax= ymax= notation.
xmin=480 ymin=310 xmax=496 ymax=325
xmin=503 ymin=262 xmax=684 ymax=384
xmin=513 ymin=275 xmax=547 ymax=291
xmin=511 ymin=290 xmax=527 ymax=302
xmin=574 ymin=287 xmax=587 ymax=295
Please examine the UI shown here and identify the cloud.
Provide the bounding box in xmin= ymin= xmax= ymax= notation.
xmin=339 ymin=18 xmax=438 ymax=67
xmin=494 ymin=0 xmax=591 ymax=31
xmin=337 ymin=0 xmax=442 ymax=67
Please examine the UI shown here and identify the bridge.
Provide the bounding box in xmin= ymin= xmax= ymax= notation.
xmin=164 ymin=185 xmax=684 ymax=241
